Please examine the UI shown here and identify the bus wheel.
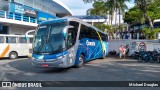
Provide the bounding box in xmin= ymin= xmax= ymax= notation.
xmin=9 ymin=52 xmax=18 ymax=59
xmin=75 ymin=54 xmax=85 ymax=68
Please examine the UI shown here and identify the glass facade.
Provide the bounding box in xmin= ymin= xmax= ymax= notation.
xmin=13 ymin=0 xmax=56 ymax=16
xmin=0 ymin=0 xmax=9 ymax=11
xmin=0 ymin=0 xmax=56 ymax=23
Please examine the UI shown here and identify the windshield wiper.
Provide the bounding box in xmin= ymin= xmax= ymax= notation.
xmin=36 ymin=40 xmax=46 ymax=54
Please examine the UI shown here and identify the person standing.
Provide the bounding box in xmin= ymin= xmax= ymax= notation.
xmin=119 ymin=45 xmax=126 ymax=59
xmin=123 ymin=46 xmax=127 ymax=58
xmin=119 ymin=45 xmax=123 ymax=59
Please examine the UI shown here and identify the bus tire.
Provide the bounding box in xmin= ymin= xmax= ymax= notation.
xmin=9 ymin=51 xmax=18 ymax=59
xmin=75 ymin=54 xmax=85 ymax=68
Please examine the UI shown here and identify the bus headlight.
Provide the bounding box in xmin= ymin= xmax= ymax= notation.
xmin=69 ymin=53 xmax=73 ymax=57
xmin=68 ymin=50 xmax=74 ymax=58
xmin=57 ymin=55 xmax=66 ymax=60
xmin=57 ymin=56 xmax=63 ymax=60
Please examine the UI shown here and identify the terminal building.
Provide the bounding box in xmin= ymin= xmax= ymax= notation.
xmin=71 ymin=15 xmax=107 ymax=25
xmin=0 ymin=0 xmax=72 ymax=35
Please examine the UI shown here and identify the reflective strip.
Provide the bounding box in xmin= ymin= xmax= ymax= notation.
xmin=0 ymin=45 xmax=10 ymax=58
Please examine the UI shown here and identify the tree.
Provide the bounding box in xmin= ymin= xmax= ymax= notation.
xmin=125 ymin=0 xmax=160 ymax=28
xmin=124 ymin=6 xmax=145 ymax=25
xmin=85 ymin=0 xmax=130 ymax=25
xmin=142 ymin=27 xmax=160 ymax=39
xmin=84 ymin=0 xmax=116 ymax=25
xmin=87 ymin=1 xmax=107 ymax=16
xmin=95 ymin=24 xmax=116 ymax=39
xmin=146 ymin=0 xmax=160 ymax=22
xmin=105 ymin=0 xmax=118 ymax=25
xmin=135 ymin=0 xmax=160 ymax=30
xmin=83 ymin=0 xmax=98 ymax=3
xmin=118 ymin=0 xmax=130 ymax=30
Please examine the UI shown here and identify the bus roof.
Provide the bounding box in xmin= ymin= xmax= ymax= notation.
xmin=154 ymin=19 xmax=160 ymax=23
xmin=39 ymin=17 xmax=107 ymax=35
xmin=0 ymin=34 xmax=33 ymax=37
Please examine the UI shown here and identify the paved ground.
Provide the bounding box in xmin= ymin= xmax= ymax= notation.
xmin=0 ymin=57 xmax=160 ymax=90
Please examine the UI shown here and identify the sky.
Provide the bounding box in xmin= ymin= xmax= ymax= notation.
xmin=59 ymin=0 xmax=135 ymax=15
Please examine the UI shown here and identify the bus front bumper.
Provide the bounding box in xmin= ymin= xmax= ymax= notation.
xmin=32 ymin=58 xmax=68 ymax=68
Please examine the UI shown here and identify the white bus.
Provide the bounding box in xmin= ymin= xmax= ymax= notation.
xmin=0 ymin=34 xmax=33 ymax=59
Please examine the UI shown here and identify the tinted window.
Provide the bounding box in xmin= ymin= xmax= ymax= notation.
xmin=105 ymin=34 xmax=108 ymax=41
xmin=6 ymin=37 xmax=17 ymax=43
xmin=67 ymin=21 xmax=79 ymax=49
xmin=69 ymin=21 xmax=79 ymax=33
xmin=0 ymin=36 xmax=4 ymax=43
xmin=29 ymin=37 xmax=33 ymax=43
xmin=79 ymin=24 xmax=90 ymax=39
xmin=36 ymin=25 xmax=49 ymax=36
xmin=98 ymin=32 xmax=108 ymax=41
xmin=67 ymin=29 xmax=75 ymax=48
xmin=19 ymin=37 xmax=27 ymax=43
xmin=89 ymin=27 xmax=99 ymax=40
xmin=79 ymin=24 xmax=99 ymax=40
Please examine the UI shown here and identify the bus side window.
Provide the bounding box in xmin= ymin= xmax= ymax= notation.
xmin=67 ymin=29 xmax=73 ymax=46
xmin=105 ymin=34 xmax=108 ymax=41
xmin=6 ymin=37 xmax=8 ymax=43
xmin=19 ymin=37 xmax=27 ymax=43
xmin=67 ymin=21 xmax=79 ymax=49
xmin=0 ymin=36 xmax=4 ymax=43
xmin=6 ymin=37 xmax=17 ymax=43
xmin=89 ymin=27 xmax=99 ymax=40
xmin=79 ymin=24 xmax=89 ymax=39
xmin=29 ymin=38 xmax=33 ymax=43
xmin=101 ymin=33 xmax=108 ymax=42
xmin=67 ymin=28 xmax=77 ymax=48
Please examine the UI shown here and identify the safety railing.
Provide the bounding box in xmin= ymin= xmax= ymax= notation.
xmin=0 ymin=10 xmax=37 ymax=24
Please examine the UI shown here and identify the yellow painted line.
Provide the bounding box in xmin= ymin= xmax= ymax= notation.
xmin=95 ymin=29 xmax=105 ymax=52
xmin=0 ymin=45 xmax=10 ymax=58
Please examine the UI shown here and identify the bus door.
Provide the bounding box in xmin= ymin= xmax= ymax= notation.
xmin=67 ymin=21 xmax=79 ymax=66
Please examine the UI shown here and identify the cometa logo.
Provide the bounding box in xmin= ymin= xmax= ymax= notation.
xmin=86 ymin=40 xmax=95 ymax=46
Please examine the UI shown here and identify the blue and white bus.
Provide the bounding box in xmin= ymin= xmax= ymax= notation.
xmin=32 ymin=18 xmax=109 ymax=68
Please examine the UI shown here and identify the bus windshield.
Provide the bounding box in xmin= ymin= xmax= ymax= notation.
xmin=33 ymin=24 xmax=67 ymax=54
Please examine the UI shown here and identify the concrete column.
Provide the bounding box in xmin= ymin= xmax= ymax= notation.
xmin=137 ymin=33 xmax=139 ymax=40
xmin=4 ymin=11 xmax=7 ymax=18
xmin=35 ymin=19 xmax=38 ymax=24
xmin=130 ymin=33 xmax=132 ymax=40
xmin=21 ymin=15 xmax=23 ymax=21
xmin=92 ymin=22 xmax=94 ymax=25
xmin=158 ymin=32 xmax=160 ymax=43
xmin=13 ymin=13 xmax=15 ymax=20
xmin=29 ymin=17 xmax=31 ymax=22
xmin=127 ymin=25 xmax=129 ymax=31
